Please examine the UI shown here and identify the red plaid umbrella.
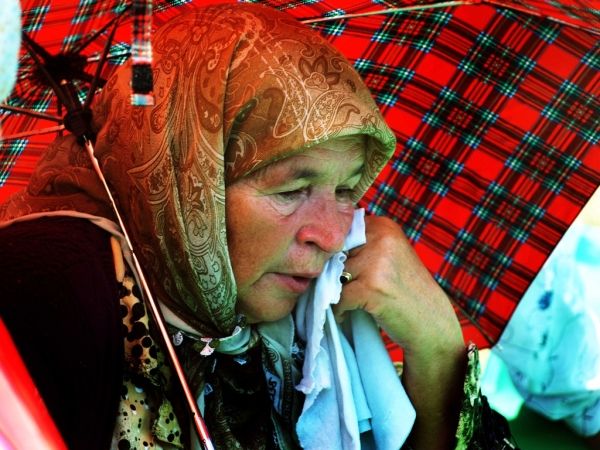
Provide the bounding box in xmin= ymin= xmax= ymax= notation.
xmin=1 ymin=0 xmax=599 ymax=350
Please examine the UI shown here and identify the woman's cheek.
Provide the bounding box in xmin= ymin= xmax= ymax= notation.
xmin=339 ymin=203 xmax=357 ymax=228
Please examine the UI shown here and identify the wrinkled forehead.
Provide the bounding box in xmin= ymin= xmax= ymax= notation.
xmin=227 ymin=135 xmax=368 ymax=186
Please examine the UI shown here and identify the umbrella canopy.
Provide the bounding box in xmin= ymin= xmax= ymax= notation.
xmin=1 ymin=0 xmax=599 ymax=348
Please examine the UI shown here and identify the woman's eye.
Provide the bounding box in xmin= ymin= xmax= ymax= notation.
xmin=275 ymin=187 xmax=308 ymax=201
xmin=336 ymin=187 xmax=354 ymax=201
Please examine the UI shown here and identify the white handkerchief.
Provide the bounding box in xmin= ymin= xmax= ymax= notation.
xmin=295 ymin=209 xmax=415 ymax=450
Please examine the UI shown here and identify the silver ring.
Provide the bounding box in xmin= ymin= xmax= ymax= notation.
xmin=339 ymin=271 xmax=353 ymax=285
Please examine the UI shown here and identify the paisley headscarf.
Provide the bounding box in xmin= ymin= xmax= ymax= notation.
xmin=0 ymin=4 xmax=396 ymax=448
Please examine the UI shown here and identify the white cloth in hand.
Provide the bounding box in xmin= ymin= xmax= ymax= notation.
xmin=295 ymin=209 xmax=415 ymax=450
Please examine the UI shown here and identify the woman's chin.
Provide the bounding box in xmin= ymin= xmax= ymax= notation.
xmin=235 ymin=275 xmax=313 ymax=324
xmin=237 ymin=297 xmax=300 ymax=324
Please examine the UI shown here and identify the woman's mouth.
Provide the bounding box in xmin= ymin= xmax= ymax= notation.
xmin=273 ymin=273 xmax=316 ymax=293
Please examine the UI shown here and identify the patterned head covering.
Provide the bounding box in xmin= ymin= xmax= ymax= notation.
xmin=1 ymin=3 xmax=395 ymax=336
xmin=0 ymin=4 xmax=395 ymax=447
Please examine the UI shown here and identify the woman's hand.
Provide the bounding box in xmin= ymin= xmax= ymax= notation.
xmin=334 ymin=214 xmax=467 ymax=449
xmin=334 ymin=215 xmax=461 ymax=352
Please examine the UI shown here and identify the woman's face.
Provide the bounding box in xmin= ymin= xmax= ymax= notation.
xmin=226 ymin=136 xmax=366 ymax=323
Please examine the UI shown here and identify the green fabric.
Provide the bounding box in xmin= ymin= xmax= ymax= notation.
xmin=456 ymin=344 xmax=481 ymax=449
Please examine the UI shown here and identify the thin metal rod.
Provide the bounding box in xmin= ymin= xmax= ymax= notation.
xmin=1 ymin=125 xmax=65 ymax=140
xmin=87 ymin=51 xmax=131 ymax=63
xmin=21 ymin=33 xmax=75 ymax=110
xmin=0 ymin=104 xmax=62 ymax=122
xmin=82 ymin=140 xmax=215 ymax=450
xmin=300 ymin=1 xmax=465 ymax=24
xmin=84 ymin=11 xmax=122 ymax=109
xmin=73 ymin=4 xmax=130 ymax=53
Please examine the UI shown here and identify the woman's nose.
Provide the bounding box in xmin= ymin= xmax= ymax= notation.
xmin=296 ymin=200 xmax=352 ymax=254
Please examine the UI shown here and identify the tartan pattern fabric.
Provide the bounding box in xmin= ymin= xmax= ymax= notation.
xmin=1 ymin=0 xmax=130 ymax=195
xmin=1 ymin=0 xmax=599 ymax=347
xmin=331 ymin=3 xmax=600 ymax=345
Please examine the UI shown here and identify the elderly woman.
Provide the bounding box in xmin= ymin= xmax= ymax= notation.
xmin=0 ymin=4 xmax=514 ymax=450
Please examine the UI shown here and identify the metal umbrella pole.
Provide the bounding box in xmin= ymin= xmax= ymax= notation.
xmin=21 ymin=30 xmax=216 ymax=450
xmin=82 ymin=138 xmax=215 ymax=450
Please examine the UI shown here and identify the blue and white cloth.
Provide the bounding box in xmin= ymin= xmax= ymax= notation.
xmin=294 ymin=209 xmax=415 ymax=449
xmin=0 ymin=0 xmax=21 ymax=139
xmin=484 ymin=222 xmax=600 ymax=437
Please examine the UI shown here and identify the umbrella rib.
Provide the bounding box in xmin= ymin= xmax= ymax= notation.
xmin=21 ymin=33 xmax=75 ymax=110
xmin=16 ymin=83 xmax=52 ymax=115
xmin=300 ymin=1 xmax=467 ymax=24
xmin=74 ymin=4 xmax=131 ymax=53
xmin=1 ymin=125 xmax=65 ymax=140
xmin=87 ymin=51 xmax=131 ymax=63
xmin=84 ymin=12 xmax=123 ymax=109
xmin=301 ymin=1 xmax=600 ymax=34
xmin=0 ymin=104 xmax=62 ymax=122
xmin=483 ymin=0 xmax=600 ymax=34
